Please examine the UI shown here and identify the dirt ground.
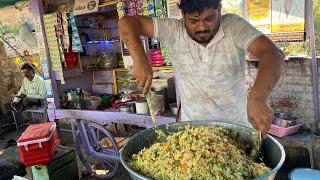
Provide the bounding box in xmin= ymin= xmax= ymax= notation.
xmin=0 ymin=122 xmax=131 ymax=180
xmin=0 ymin=121 xmax=291 ymax=180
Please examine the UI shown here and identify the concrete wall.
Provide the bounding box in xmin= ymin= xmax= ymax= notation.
xmin=245 ymin=59 xmax=314 ymax=129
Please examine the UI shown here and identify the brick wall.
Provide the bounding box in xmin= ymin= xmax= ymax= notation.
xmin=245 ymin=59 xmax=314 ymax=128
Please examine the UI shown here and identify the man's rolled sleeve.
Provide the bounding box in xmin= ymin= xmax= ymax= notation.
xmin=226 ymin=14 xmax=263 ymax=52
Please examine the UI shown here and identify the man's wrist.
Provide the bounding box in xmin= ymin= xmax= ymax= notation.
xmin=249 ymin=88 xmax=269 ymax=102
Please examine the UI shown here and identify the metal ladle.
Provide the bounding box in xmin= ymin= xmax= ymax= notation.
xmin=146 ymin=91 xmax=157 ymax=126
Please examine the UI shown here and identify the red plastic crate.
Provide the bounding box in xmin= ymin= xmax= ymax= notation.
xmin=17 ymin=122 xmax=59 ymax=167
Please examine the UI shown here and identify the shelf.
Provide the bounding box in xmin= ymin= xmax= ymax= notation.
xmin=99 ymin=1 xmax=117 ymax=8
xmin=78 ymin=27 xmax=117 ymax=30
xmin=93 ymin=82 xmax=114 ymax=85
xmin=92 ymin=66 xmax=173 ymax=72
xmin=152 ymin=66 xmax=173 ymax=70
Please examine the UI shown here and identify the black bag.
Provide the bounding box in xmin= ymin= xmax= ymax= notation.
xmin=0 ymin=158 xmax=26 ymax=180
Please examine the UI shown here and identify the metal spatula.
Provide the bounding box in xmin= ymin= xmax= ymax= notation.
xmin=251 ymin=130 xmax=262 ymax=160
xmin=146 ymin=92 xmax=157 ymax=126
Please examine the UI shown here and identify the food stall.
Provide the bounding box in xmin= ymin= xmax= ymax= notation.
xmin=31 ymin=0 xmax=178 ymax=131
xmin=1 ymin=0 xmax=319 ymax=179
xmin=28 ymin=0 xmax=178 ymax=177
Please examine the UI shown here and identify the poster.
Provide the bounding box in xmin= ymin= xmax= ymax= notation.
xmin=167 ymin=0 xmax=182 ymax=19
xmin=271 ymin=0 xmax=305 ymax=33
xmin=44 ymin=79 xmax=54 ymax=99
xmin=246 ymin=0 xmax=271 ymax=34
xmin=0 ymin=1 xmax=38 ymax=57
xmin=41 ymin=60 xmax=50 ymax=79
xmin=245 ymin=0 xmax=306 ymax=42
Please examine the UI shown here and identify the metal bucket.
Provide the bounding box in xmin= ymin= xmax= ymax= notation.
xmin=120 ymin=121 xmax=285 ymax=180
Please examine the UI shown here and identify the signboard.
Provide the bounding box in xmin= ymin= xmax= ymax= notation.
xmin=73 ymin=0 xmax=99 ymax=15
xmin=246 ymin=0 xmax=271 ymax=34
xmin=167 ymin=0 xmax=182 ymax=19
xmin=245 ymin=0 xmax=306 ymax=42
xmin=267 ymin=31 xmax=305 ymax=42
xmin=271 ymin=0 xmax=305 ymax=33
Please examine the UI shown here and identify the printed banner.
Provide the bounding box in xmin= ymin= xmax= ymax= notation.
xmin=246 ymin=0 xmax=271 ymax=34
xmin=271 ymin=0 xmax=305 ymax=33
xmin=167 ymin=0 xmax=181 ymax=19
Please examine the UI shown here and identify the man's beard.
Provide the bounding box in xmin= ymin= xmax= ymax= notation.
xmin=186 ymin=28 xmax=216 ymax=45
xmin=184 ymin=22 xmax=220 ymax=45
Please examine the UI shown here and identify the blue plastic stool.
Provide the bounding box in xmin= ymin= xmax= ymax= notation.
xmin=289 ymin=168 xmax=320 ymax=180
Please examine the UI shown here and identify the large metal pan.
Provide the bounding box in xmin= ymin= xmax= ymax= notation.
xmin=120 ymin=121 xmax=285 ymax=180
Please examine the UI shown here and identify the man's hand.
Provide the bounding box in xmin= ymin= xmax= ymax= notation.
xmin=133 ymin=60 xmax=153 ymax=95
xmin=15 ymin=94 xmax=26 ymax=99
xmin=246 ymin=35 xmax=284 ymax=137
xmin=247 ymin=96 xmax=273 ymax=138
xmin=118 ymin=16 xmax=154 ymax=95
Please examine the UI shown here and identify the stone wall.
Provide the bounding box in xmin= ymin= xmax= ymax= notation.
xmin=245 ymin=59 xmax=314 ymax=129
xmin=0 ymin=57 xmax=24 ymax=115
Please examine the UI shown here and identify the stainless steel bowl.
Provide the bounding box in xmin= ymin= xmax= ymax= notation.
xmin=119 ymin=105 xmax=132 ymax=113
xmin=169 ymin=103 xmax=178 ymax=115
xmin=273 ymin=112 xmax=297 ymax=127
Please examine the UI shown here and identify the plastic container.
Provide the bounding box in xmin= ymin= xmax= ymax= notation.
xmin=268 ymin=121 xmax=304 ymax=138
xmin=97 ymin=41 xmax=117 ymax=68
xmin=169 ymin=103 xmax=178 ymax=115
xmin=149 ymin=48 xmax=164 ymax=67
xmin=64 ymin=48 xmax=78 ymax=68
xmin=289 ymin=168 xmax=320 ymax=180
xmin=149 ymin=93 xmax=165 ymax=116
xmin=273 ymin=112 xmax=297 ymax=127
xmin=17 ymin=122 xmax=59 ymax=167
xmin=135 ymin=100 xmax=149 ymax=115
xmin=90 ymin=96 xmax=102 ymax=110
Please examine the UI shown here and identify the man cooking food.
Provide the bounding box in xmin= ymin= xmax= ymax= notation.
xmin=118 ymin=0 xmax=284 ymax=137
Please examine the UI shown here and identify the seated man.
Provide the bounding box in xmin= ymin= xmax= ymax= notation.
xmin=11 ymin=63 xmax=46 ymax=118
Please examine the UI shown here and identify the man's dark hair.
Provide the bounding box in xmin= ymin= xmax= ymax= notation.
xmin=21 ymin=63 xmax=35 ymax=73
xmin=178 ymin=0 xmax=222 ymax=14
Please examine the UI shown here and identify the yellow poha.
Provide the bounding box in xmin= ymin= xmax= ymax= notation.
xmin=129 ymin=125 xmax=271 ymax=179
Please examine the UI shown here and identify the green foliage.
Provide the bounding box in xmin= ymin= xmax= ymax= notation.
xmin=280 ymin=0 xmax=320 ymax=56
xmin=314 ymin=0 xmax=320 ymax=54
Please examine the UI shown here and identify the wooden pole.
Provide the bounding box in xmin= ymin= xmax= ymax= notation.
xmin=308 ymin=0 xmax=320 ymax=135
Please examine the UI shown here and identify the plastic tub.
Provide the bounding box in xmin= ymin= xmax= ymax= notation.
xmin=268 ymin=121 xmax=304 ymax=138
xmin=289 ymin=168 xmax=320 ymax=180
